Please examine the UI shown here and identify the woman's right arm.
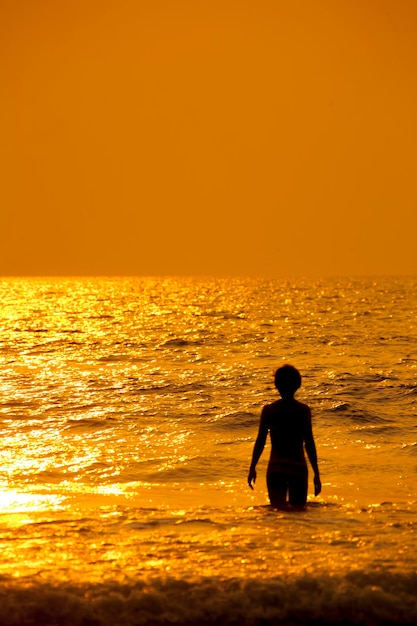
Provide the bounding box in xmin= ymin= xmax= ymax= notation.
xmin=304 ymin=407 xmax=321 ymax=496
xmin=248 ymin=407 xmax=268 ymax=489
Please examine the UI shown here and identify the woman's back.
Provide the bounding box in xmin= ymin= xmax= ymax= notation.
xmin=264 ymin=398 xmax=309 ymax=464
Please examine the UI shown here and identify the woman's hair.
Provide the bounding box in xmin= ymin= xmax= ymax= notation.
xmin=274 ymin=364 xmax=302 ymax=396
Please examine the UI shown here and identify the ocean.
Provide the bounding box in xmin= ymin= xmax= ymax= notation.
xmin=0 ymin=276 xmax=416 ymax=625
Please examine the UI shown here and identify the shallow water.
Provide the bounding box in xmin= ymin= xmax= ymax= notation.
xmin=0 ymin=276 xmax=416 ymax=624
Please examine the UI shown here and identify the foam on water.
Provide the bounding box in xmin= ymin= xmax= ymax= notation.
xmin=1 ymin=571 xmax=417 ymax=626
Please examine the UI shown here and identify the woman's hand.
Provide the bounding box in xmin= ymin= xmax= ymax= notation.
xmin=248 ymin=467 xmax=257 ymax=489
xmin=314 ymin=474 xmax=322 ymax=496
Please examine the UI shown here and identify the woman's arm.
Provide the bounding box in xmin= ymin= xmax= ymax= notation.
xmin=248 ymin=407 xmax=268 ymax=489
xmin=304 ymin=407 xmax=321 ymax=496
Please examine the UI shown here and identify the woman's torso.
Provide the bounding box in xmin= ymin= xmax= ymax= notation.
xmin=264 ymin=399 xmax=308 ymax=471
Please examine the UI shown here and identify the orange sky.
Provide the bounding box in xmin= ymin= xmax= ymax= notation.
xmin=1 ymin=0 xmax=416 ymax=276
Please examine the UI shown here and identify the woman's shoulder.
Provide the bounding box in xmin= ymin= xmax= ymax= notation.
xmin=263 ymin=399 xmax=282 ymax=413
xmin=266 ymin=399 xmax=311 ymax=416
xmin=261 ymin=400 xmax=281 ymax=423
xmin=294 ymin=399 xmax=310 ymax=411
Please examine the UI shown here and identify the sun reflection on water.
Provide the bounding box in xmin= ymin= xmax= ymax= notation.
xmin=0 ymin=277 xmax=416 ymax=584
xmin=0 ymin=489 xmax=64 ymax=513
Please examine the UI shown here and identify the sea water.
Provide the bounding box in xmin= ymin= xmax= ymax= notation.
xmin=0 ymin=276 xmax=416 ymax=625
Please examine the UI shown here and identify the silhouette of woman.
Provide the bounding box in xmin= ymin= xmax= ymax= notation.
xmin=248 ymin=365 xmax=321 ymax=509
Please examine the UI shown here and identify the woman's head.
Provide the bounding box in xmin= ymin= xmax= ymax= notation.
xmin=274 ymin=364 xmax=302 ymax=397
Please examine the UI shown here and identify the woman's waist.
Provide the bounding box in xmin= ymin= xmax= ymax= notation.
xmin=267 ymin=456 xmax=307 ymax=474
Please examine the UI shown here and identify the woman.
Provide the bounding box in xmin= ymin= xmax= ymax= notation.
xmin=248 ymin=365 xmax=321 ymax=509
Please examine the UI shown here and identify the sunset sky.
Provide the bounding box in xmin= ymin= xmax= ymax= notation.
xmin=1 ymin=0 xmax=416 ymax=276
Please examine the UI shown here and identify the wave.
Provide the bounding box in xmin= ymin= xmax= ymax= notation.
xmin=213 ymin=411 xmax=259 ymax=429
xmin=146 ymin=456 xmax=233 ymax=482
xmin=400 ymin=442 xmax=417 ymax=455
xmin=324 ymin=402 xmax=393 ymax=424
xmin=64 ymin=417 xmax=114 ymax=430
xmin=160 ymin=335 xmax=228 ymax=348
xmin=403 ymin=385 xmax=417 ymax=396
xmin=128 ymin=517 xmax=219 ymax=531
xmin=127 ymin=381 xmax=208 ymax=396
xmin=161 ymin=337 xmax=206 ymax=347
xmin=1 ymin=571 xmax=417 ymax=625
xmin=198 ymin=310 xmax=246 ymax=320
